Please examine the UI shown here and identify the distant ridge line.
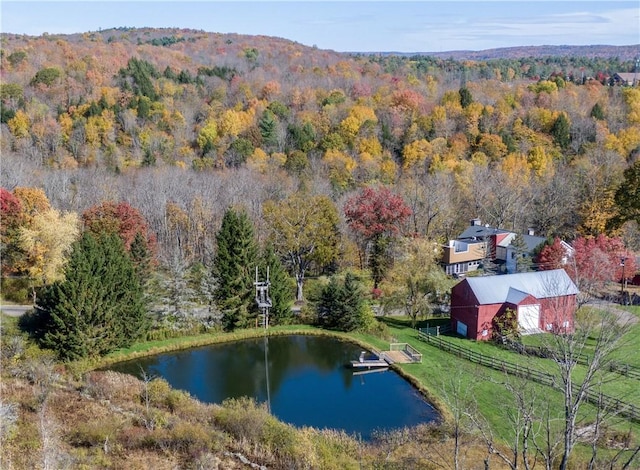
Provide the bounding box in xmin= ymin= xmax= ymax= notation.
xmin=355 ymin=44 xmax=640 ymax=61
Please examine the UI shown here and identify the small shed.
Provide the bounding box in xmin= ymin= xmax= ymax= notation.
xmin=450 ymin=269 xmax=579 ymax=340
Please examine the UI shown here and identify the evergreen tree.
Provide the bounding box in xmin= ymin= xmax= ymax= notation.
xmin=590 ymin=102 xmax=605 ymax=120
xmin=609 ymin=161 xmax=640 ymax=229
xmin=261 ymin=244 xmax=294 ymax=325
xmin=316 ymin=276 xmax=342 ymax=329
xmin=259 ymin=110 xmax=279 ymax=149
xmin=510 ymin=233 xmax=532 ymax=272
xmin=129 ymin=230 xmax=153 ymax=281
xmin=459 ymin=86 xmax=473 ymax=108
xmin=35 ymin=232 xmax=147 ymax=360
xmin=552 ymin=113 xmax=571 ymax=150
xmin=316 ymin=273 xmax=371 ymax=332
xmin=213 ymin=208 xmax=259 ymax=330
xmin=338 ymin=273 xmax=371 ymax=331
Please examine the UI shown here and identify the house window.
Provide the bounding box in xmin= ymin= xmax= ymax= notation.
xmin=546 ymin=323 xmax=553 ymax=331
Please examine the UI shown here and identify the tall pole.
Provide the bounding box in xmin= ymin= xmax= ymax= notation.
xmin=620 ymin=257 xmax=627 ymax=305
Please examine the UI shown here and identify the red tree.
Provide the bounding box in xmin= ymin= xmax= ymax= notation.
xmin=82 ymin=201 xmax=156 ymax=253
xmin=344 ymin=186 xmax=412 ymax=287
xmin=566 ymin=235 xmax=636 ymax=297
xmin=536 ymin=237 xmax=567 ymax=270
xmin=1 ymin=188 xmax=25 ymax=275
xmin=344 ymin=186 xmax=412 ymax=239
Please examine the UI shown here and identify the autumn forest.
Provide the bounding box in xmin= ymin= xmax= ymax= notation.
xmin=2 ymin=28 xmax=639 ymax=279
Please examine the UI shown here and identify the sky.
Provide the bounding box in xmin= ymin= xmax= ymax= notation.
xmin=1 ymin=1 xmax=639 ymax=53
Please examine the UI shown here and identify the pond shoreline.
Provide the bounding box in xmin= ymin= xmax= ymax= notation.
xmin=88 ymin=325 xmax=448 ymax=425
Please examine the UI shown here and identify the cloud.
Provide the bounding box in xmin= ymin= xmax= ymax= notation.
xmin=395 ymin=5 xmax=639 ymax=51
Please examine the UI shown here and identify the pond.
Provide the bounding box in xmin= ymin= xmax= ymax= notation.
xmin=107 ymin=334 xmax=439 ymax=440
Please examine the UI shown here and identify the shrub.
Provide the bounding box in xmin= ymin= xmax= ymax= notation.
xmin=0 ymin=277 xmax=31 ymax=303
xmin=67 ymin=420 xmax=121 ymax=447
xmin=83 ymin=371 xmax=141 ymax=401
xmin=214 ymin=397 xmax=269 ymax=444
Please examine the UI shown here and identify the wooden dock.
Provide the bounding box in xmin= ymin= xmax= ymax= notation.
xmin=349 ymin=351 xmax=389 ymax=369
xmin=348 ymin=343 xmax=422 ymax=369
xmin=350 ymin=358 xmax=389 ymax=369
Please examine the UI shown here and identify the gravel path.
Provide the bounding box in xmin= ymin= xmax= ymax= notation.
xmin=0 ymin=304 xmax=33 ymax=317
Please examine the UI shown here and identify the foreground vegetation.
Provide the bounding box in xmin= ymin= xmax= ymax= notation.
xmin=2 ymin=306 xmax=639 ymax=469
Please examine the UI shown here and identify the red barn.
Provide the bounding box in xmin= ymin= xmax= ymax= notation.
xmin=450 ymin=269 xmax=579 ymax=340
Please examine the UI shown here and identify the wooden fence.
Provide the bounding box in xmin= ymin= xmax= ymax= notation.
xmin=500 ymin=337 xmax=640 ymax=381
xmin=417 ymin=331 xmax=640 ymax=423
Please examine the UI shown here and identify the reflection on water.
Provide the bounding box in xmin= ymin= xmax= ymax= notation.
xmin=107 ymin=334 xmax=438 ymax=439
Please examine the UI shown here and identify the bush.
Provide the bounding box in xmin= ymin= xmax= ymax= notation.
xmin=365 ymin=319 xmax=392 ymax=340
xmin=1 ymin=277 xmax=31 ymax=303
xmin=67 ymin=420 xmax=121 ymax=447
xmin=166 ymin=421 xmax=211 ymax=455
xmin=214 ymin=397 xmax=269 ymax=444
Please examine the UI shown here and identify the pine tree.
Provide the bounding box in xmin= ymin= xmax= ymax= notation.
xmin=259 ymin=110 xmax=279 ymax=149
xmin=35 ymin=232 xmax=147 ymax=360
xmin=316 ymin=276 xmax=343 ymax=329
xmin=590 ymin=102 xmax=605 ymax=120
xmin=552 ymin=113 xmax=571 ymax=150
xmin=459 ymin=86 xmax=473 ymax=108
xmin=213 ymin=208 xmax=259 ymax=330
xmin=339 ymin=273 xmax=371 ymax=331
xmin=316 ymin=273 xmax=371 ymax=332
xmin=130 ymin=230 xmax=153 ymax=281
xmin=261 ymin=244 xmax=294 ymax=325
xmin=510 ymin=233 xmax=532 ymax=272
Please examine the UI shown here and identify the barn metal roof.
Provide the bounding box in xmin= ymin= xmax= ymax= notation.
xmin=463 ymin=269 xmax=579 ymax=305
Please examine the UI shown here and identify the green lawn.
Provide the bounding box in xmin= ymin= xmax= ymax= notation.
xmin=373 ymin=315 xmax=640 ymax=453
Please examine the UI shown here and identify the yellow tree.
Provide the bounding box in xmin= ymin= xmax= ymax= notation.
xmin=196 ymin=119 xmax=218 ymax=155
xmin=402 ymin=139 xmax=432 ymax=170
xmin=13 ymin=187 xmax=50 ymax=223
xmin=7 ymin=109 xmax=31 ymax=139
xmin=19 ymin=208 xmax=80 ymax=287
xmin=621 ymin=87 xmax=640 ymax=124
xmin=323 ymin=148 xmax=356 ymax=190
xmin=263 ymin=193 xmax=340 ymax=301
xmin=339 ymin=104 xmax=377 ymax=144
xmin=380 ymin=237 xmax=454 ymax=328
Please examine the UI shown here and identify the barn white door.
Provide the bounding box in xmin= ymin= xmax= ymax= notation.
xmin=518 ymin=304 xmax=540 ymax=332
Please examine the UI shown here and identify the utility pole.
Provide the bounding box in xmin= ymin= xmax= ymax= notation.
xmin=620 ymin=257 xmax=627 ymax=305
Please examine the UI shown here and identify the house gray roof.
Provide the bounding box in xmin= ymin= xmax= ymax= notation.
xmin=463 ymin=269 xmax=579 ymax=305
xmin=522 ymin=234 xmax=546 ymax=252
xmin=458 ymin=225 xmax=511 ymax=240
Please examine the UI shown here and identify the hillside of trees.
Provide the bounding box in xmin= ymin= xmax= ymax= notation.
xmin=2 ymin=26 xmax=639 ymax=301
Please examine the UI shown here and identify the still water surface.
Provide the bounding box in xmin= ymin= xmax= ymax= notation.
xmin=108 ymin=335 xmax=438 ymax=439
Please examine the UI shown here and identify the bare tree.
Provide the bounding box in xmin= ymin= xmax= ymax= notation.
xmin=479 ymin=375 xmax=541 ymax=470
xmin=539 ymin=284 xmax=634 ymax=470
xmin=439 ymin=370 xmax=481 ymax=470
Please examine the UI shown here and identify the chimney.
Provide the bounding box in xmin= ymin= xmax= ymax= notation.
xmin=471 ymin=218 xmax=481 ymax=226
xmin=527 ymin=228 xmax=535 ymax=236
